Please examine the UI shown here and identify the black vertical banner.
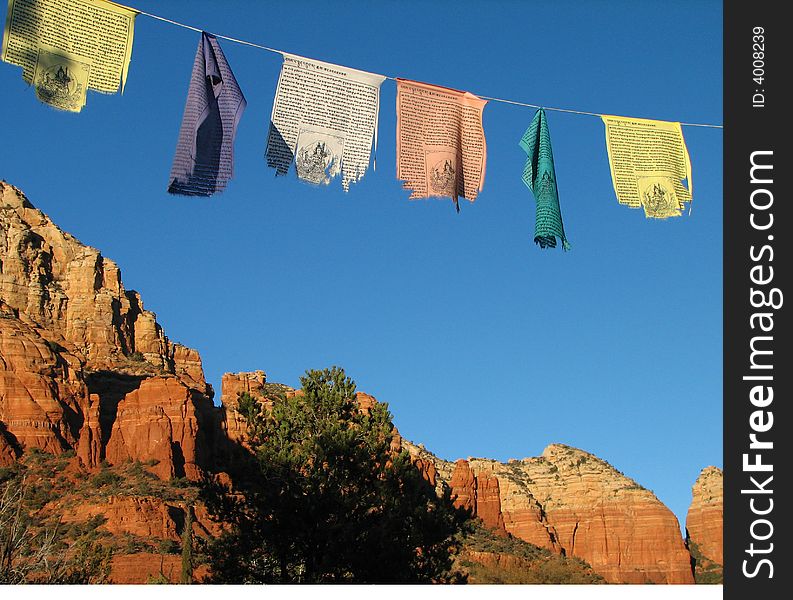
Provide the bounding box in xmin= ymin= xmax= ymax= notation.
xmin=724 ymin=1 xmax=790 ymax=598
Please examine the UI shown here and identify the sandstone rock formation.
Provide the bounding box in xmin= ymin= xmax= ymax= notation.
xmin=1 ymin=181 xmax=712 ymax=584
xmin=60 ymin=495 xmax=222 ymax=541
xmin=219 ymin=370 xmax=271 ymax=446
xmin=102 ymin=377 xmax=215 ymax=480
xmin=0 ymin=301 xmax=86 ymax=455
xmin=1 ymin=181 xmax=215 ymax=478
xmin=406 ymin=441 xmax=694 ymax=584
xmin=460 ymin=550 xmax=598 ymax=584
xmin=411 ymin=454 xmax=437 ymax=489
xmin=686 ymin=466 xmax=723 ymax=581
xmin=0 ymin=182 xmax=205 ymax=384
xmin=449 ymin=459 xmax=505 ymax=532
xmin=109 ymin=553 xmax=210 ymax=584
xmin=0 ymin=423 xmax=18 ymax=465
xmin=62 ymin=496 xmax=182 ymax=541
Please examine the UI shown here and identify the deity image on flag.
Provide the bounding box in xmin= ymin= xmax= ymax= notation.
xmin=265 ymin=54 xmax=386 ymax=190
xmin=33 ymin=47 xmax=90 ymax=112
xmin=168 ymin=32 xmax=247 ymax=196
xmin=396 ymin=79 xmax=488 ymax=211
xmin=295 ymin=128 xmax=344 ymax=185
xmin=1 ymin=0 xmax=136 ymax=110
xmin=426 ymin=151 xmax=458 ymax=198
xmin=519 ymin=108 xmax=570 ymax=250
xmin=601 ymin=115 xmax=693 ymax=218
xmin=637 ymin=174 xmax=681 ymax=219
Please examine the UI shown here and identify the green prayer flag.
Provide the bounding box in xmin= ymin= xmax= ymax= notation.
xmin=519 ymin=109 xmax=571 ymax=251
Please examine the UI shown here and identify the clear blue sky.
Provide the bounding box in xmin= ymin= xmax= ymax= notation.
xmin=0 ymin=0 xmax=722 ymax=529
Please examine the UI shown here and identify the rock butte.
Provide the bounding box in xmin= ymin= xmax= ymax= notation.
xmin=686 ymin=466 xmax=723 ymax=578
xmin=0 ymin=182 xmax=718 ymax=584
xmin=404 ymin=441 xmax=695 ymax=584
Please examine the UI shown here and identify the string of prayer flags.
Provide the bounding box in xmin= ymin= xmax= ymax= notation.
xmin=1 ymin=0 xmax=136 ymax=112
xmin=395 ymin=79 xmax=487 ymax=212
xmin=265 ymin=54 xmax=386 ymax=190
xmin=168 ymin=32 xmax=246 ymax=196
xmin=601 ymin=115 xmax=693 ymax=218
xmin=0 ymin=1 xmax=716 ymax=226
xmin=519 ymin=109 xmax=570 ymax=250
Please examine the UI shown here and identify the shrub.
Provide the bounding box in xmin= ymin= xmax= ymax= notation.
xmin=91 ymin=470 xmax=123 ymax=489
xmin=157 ymin=539 xmax=180 ymax=555
xmin=147 ymin=573 xmax=170 ymax=584
xmin=205 ymin=367 xmax=465 ymax=583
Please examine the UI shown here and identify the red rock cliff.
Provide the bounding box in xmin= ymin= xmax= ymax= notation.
xmin=219 ymin=370 xmax=272 ymax=446
xmin=686 ymin=466 xmax=723 ymax=580
xmin=1 ymin=181 xmax=215 ymax=478
xmin=2 ymin=181 xmax=709 ymax=585
xmin=405 ymin=441 xmax=694 ymax=584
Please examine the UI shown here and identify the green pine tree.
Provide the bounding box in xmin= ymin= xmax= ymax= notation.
xmin=204 ymin=366 xmax=465 ymax=583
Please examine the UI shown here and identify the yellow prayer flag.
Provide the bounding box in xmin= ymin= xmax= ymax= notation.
xmin=2 ymin=0 xmax=137 ymax=111
xmin=601 ymin=115 xmax=693 ymax=218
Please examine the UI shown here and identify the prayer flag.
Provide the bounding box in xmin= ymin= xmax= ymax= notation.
xmin=168 ymin=32 xmax=246 ymax=196
xmin=601 ymin=115 xmax=693 ymax=218
xmin=265 ymin=54 xmax=386 ymax=191
xmin=1 ymin=0 xmax=136 ymax=112
xmin=395 ymin=79 xmax=487 ymax=211
xmin=519 ymin=108 xmax=570 ymax=250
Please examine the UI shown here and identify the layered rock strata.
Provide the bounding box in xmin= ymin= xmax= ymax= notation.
xmin=1 ymin=181 xmax=712 ymax=585
xmin=405 ymin=441 xmax=694 ymax=584
xmin=0 ymin=182 xmax=205 ymax=384
xmin=60 ymin=495 xmax=222 ymax=541
xmin=219 ymin=370 xmax=271 ymax=446
xmin=109 ymin=553 xmax=210 ymax=584
xmin=1 ymin=181 xmax=215 ymax=478
xmin=686 ymin=467 xmax=723 ymax=579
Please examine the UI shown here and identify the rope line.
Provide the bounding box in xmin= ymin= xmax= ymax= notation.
xmin=136 ymin=8 xmax=724 ymax=130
